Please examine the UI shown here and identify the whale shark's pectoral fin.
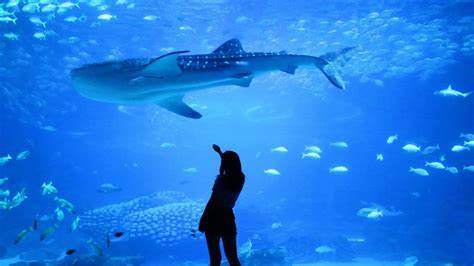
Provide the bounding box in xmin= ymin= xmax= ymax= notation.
xmin=232 ymin=73 xmax=253 ymax=87
xmin=280 ymin=65 xmax=297 ymax=74
xmin=141 ymin=50 xmax=189 ymax=77
xmin=157 ymin=94 xmax=202 ymax=119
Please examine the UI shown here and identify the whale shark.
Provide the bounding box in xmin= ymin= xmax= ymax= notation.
xmin=71 ymin=39 xmax=353 ymax=119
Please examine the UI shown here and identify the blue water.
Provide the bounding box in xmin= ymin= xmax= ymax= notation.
xmin=1 ymin=0 xmax=473 ymax=265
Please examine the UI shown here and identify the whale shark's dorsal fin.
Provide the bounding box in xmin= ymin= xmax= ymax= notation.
xmin=157 ymin=94 xmax=202 ymax=119
xmin=142 ymin=50 xmax=189 ymax=77
xmin=212 ymin=39 xmax=245 ymax=55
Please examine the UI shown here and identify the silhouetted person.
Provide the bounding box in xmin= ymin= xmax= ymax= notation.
xmin=199 ymin=144 xmax=245 ymax=266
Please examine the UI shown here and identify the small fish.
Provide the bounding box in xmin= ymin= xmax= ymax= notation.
xmin=97 ymin=14 xmax=116 ymax=21
xmin=367 ymin=209 xmax=384 ymax=219
xmin=464 ymin=140 xmax=474 ymax=148
xmin=330 ymin=141 xmax=348 ymax=148
xmin=0 ymin=16 xmax=16 ymax=24
xmin=0 ymin=177 xmax=8 ymax=185
xmin=41 ymin=4 xmax=56 ymax=13
xmin=271 ymin=222 xmax=283 ymax=229
xmin=58 ymin=1 xmax=79 ymax=9
xmin=29 ymin=17 xmax=47 ymax=28
xmin=183 ymin=167 xmax=198 ymax=174
xmin=271 ymin=146 xmax=288 ymax=153
xmin=55 ymin=197 xmax=74 ymax=213
xmin=64 ymin=16 xmax=78 ymax=23
xmin=40 ymin=226 xmax=56 ymax=241
xmin=16 ymin=150 xmax=30 ymax=160
xmin=55 ymin=208 xmax=64 ymax=221
xmin=386 ymin=134 xmax=398 ymax=144
xmin=329 ymin=166 xmax=349 ymax=173
xmin=14 ymin=227 xmax=34 ymax=245
xmin=464 ymin=165 xmax=474 ymax=172
xmin=0 ymin=189 xmax=9 ymax=198
xmin=97 ymin=183 xmax=121 ymax=193
xmin=33 ymin=32 xmax=46 ymax=40
xmin=160 ymin=142 xmax=176 ymax=148
xmin=114 ymin=231 xmax=124 ymax=238
xmin=3 ymin=32 xmax=18 ymax=40
xmin=143 ymin=15 xmax=158 ymax=21
xmin=402 ymin=144 xmax=421 ymax=153
xmin=301 ymin=152 xmax=321 ymax=159
xmin=71 ymin=217 xmax=80 ymax=232
xmin=264 ymin=169 xmax=280 ymax=176
xmin=22 ymin=3 xmax=39 ymax=13
xmin=422 ymin=145 xmax=440 ymax=155
xmin=315 ymin=245 xmax=335 ymax=254
xmin=460 ymin=133 xmax=474 ymax=141
xmin=409 ymin=167 xmax=429 ymax=176
xmin=445 ymin=167 xmax=458 ymax=174
xmin=0 ymin=154 xmax=12 ymax=166
xmin=376 ymin=154 xmax=384 ymax=161
xmin=9 ymin=188 xmax=27 ymax=209
xmin=346 ymin=237 xmax=365 ymax=243
xmin=451 ymin=145 xmax=469 ymax=152
xmin=66 ymin=249 xmax=76 ymax=255
xmin=305 ymin=146 xmax=322 ymax=154
xmin=42 ymin=182 xmax=58 ymax=195
xmin=425 ymin=161 xmax=445 ymax=170
xmin=434 ymin=85 xmax=471 ymax=98
xmin=0 ymin=200 xmax=9 ymax=209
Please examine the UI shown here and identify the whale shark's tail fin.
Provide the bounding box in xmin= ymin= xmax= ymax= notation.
xmin=315 ymin=47 xmax=355 ymax=90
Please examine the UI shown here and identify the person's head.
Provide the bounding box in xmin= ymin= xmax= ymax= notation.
xmin=220 ymin=151 xmax=245 ymax=190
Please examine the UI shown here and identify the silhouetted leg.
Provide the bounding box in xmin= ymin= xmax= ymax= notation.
xmin=205 ymin=232 xmax=221 ymax=266
xmin=222 ymin=234 xmax=240 ymax=266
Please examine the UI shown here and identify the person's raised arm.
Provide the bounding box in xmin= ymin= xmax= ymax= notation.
xmin=212 ymin=144 xmax=222 ymax=157
xmin=212 ymin=144 xmax=224 ymax=175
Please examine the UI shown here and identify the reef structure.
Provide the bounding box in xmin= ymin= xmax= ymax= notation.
xmin=79 ymin=191 xmax=204 ymax=247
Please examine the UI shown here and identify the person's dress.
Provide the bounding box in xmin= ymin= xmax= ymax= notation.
xmin=199 ymin=176 xmax=242 ymax=236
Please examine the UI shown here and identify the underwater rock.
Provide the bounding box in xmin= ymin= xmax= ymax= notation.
xmin=79 ymin=191 xmax=203 ymax=247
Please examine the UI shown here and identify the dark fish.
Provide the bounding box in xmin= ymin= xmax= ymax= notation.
xmin=66 ymin=249 xmax=76 ymax=255
xmin=40 ymin=226 xmax=56 ymax=241
xmin=33 ymin=219 xmax=38 ymax=231
xmin=190 ymin=229 xmax=196 ymax=233
xmin=114 ymin=231 xmax=124 ymax=238
xmin=14 ymin=227 xmax=33 ymax=245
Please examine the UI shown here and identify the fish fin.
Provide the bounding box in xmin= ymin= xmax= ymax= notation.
xmin=232 ymin=76 xmax=253 ymax=87
xmin=463 ymin=91 xmax=472 ymax=98
xmin=212 ymin=39 xmax=245 ymax=54
xmin=157 ymin=94 xmax=202 ymax=119
xmin=141 ymin=51 xmax=189 ymax=77
xmin=280 ymin=65 xmax=297 ymax=74
xmin=314 ymin=46 xmax=356 ymax=90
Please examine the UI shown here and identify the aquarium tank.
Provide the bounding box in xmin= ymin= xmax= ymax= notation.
xmin=0 ymin=0 xmax=473 ymax=265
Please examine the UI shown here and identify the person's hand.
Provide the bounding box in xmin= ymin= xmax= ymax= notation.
xmin=212 ymin=144 xmax=222 ymax=155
